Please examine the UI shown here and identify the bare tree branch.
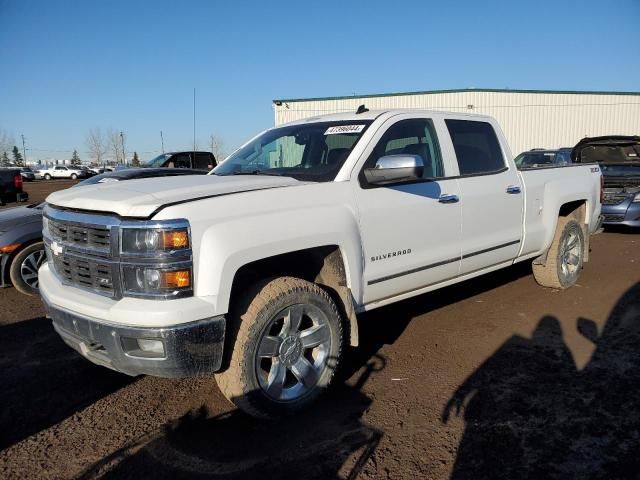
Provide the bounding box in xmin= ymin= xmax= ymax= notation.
xmin=209 ymin=134 xmax=227 ymax=162
xmin=107 ymin=128 xmax=123 ymax=164
xmin=85 ymin=128 xmax=107 ymax=164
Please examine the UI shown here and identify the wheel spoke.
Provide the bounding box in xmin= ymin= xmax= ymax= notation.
xmin=567 ymin=253 xmax=580 ymax=267
xmin=290 ymin=356 xmax=319 ymax=388
xmin=21 ymin=272 xmax=38 ymax=281
xmin=300 ymin=324 xmax=330 ymax=349
xmin=282 ymin=305 xmax=303 ymax=336
xmin=266 ymin=359 xmax=287 ymax=399
xmin=258 ymin=335 xmax=281 ymax=357
xmin=566 ymin=234 xmax=578 ymax=250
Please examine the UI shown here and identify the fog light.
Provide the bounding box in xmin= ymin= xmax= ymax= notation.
xmin=137 ymin=338 xmax=165 ymax=355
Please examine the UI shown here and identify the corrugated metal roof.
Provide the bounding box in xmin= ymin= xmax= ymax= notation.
xmin=273 ymin=88 xmax=640 ymax=104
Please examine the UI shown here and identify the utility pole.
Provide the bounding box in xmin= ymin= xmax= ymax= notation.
xmin=193 ymin=87 xmax=196 ymax=152
xmin=21 ymin=134 xmax=27 ymax=165
xmin=160 ymin=130 xmax=165 ymax=154
xmin=120 ymin=131 xmax=126 ymax=165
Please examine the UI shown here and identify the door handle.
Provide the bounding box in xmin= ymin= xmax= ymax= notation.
xmin=506 ymin=185 xmax=521 ymax=194
xmin=438 ymin=194 xmax=459 ymax=204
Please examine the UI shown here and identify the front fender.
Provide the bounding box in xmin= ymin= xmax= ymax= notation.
xmin=194 ymin=205 xmax=364 ymax=314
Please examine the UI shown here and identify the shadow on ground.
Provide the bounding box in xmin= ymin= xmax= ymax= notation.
xmin=0 ymin=316 xmax=134 ymax=449
xmin=79 ymin=355 xmax=386 ymax=480
xmin=442 ymin=281 xmax=640 ymax=479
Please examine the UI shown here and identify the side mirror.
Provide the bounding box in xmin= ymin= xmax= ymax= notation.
xmin=364 ymin=154 xmax=424 ymax=185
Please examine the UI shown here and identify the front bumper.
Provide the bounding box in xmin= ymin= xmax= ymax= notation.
xmin=44 ymin=302 xmax=225 ymax=377
xmin=40 ymin=267 xmax=226 ymax=378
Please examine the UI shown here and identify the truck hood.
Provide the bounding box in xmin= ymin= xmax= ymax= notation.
xmin=46 ymin=174 xmax=305 ymax=217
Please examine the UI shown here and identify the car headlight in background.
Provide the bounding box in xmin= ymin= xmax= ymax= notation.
xmin=633 ymin=193 xmax=640 ymax=203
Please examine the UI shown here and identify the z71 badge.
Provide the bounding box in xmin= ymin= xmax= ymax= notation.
xmin=371 ymin=249 xmax=412 ymax=262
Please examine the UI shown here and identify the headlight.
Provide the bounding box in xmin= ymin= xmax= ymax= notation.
xmin=121 ymin=226 xmax=190 ymax=255
xmin=122 ymin=265 xmax=192 ymax=298
xmin=119 ymin=219 xmax=193 ymax=299
xmin=633 ymin=193 xmax=640 ymax=203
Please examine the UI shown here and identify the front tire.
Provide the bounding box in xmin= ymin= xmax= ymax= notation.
xmin=215 ymin=277 xmax=343 ymax=419
xmin=533 ymin=217 xmax=585 ymax=289
xmin=9 ymin=242 xmax=46 ymax=296
xmin=70 ymin=173 xmax=78 ymax=179
xmin=44 ymin=174 xmax=51 ymax=180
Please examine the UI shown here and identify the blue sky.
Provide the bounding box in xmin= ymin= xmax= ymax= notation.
xmin=1 ymin=0 xmax=638 ymax=162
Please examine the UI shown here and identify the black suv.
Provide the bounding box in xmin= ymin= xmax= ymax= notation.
xmin=514 ymin=148 xmax=573 ymax=169
xmin=144 ymin=151 xmax=217 ymax=170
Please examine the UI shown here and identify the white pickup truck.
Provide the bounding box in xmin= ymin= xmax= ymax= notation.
xmin=41 ymin=165 xmax=88 ymax=180
xmin=40 ymin=109 xmax=603 ymax=418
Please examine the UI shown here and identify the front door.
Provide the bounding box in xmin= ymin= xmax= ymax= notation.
xmin=354 ymin=117 xmax=462 ymax=304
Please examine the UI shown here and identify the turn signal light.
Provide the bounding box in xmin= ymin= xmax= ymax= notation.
xmin=0 ymin=244 xmax=20 ymax=253
xmin=160 ymin=230 xmax=189 ymax=249
xmin=160 ymin=270 xmax=191 ymax=289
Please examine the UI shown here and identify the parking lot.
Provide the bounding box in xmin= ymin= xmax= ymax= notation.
xmin=1 ymin=181 xmax=639 ymax=479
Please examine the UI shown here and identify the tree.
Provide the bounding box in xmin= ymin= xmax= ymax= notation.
xmin=0 ymin=152 xmax=9 ymax=167
xmin=12 ymin=145 xmax=24 ymax=166
xmin=209 ymin=134 xmax=227 ymax=162
xmin=0 ymin=129 xmax=15 ymax=155
xmin=131 ymin=151 xmax=140 ymax=167
xmin=107 ymin=128 xmax=126 ymax=164
xmin=85 ymin=128 xmax=107 ymax=164
xmin=70 ymin=149 xmax=81 ymax=166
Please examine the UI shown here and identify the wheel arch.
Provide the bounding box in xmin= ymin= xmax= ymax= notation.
xmin=228 ymin=245 xmax=360 ymax=348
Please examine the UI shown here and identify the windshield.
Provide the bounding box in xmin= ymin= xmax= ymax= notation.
xmin=213 ymin=121 xmax=372 ymax=182
xmin=144 ymin=154 xmax=171 ymax=168
xmin=601 ymin=164 xmax=640 ymax=177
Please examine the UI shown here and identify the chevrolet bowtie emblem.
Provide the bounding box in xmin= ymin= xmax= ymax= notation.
xmin=51 ymin=241 xmax=63 ymax=256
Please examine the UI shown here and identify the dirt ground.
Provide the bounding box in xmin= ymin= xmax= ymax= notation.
xmin=1 ymin=180 xmax=639 ymax=479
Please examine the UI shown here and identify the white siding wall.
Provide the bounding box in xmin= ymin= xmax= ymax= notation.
xmin=274 ymin=91 xmax=640 ymax=156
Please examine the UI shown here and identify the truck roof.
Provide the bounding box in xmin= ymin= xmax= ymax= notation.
xmin=282 ymin=108 xmax=494 ymax=126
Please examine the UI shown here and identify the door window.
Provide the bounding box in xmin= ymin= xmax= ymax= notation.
xmin=169 ymin=154 xmax=191 ymax=168
xmin=363 ymin=119 xmax=443 ymax=181
xmin=445 ymin=120 xmax=505 ymax=175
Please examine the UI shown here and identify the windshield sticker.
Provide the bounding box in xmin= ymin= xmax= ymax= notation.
xmin=325 ymin=125 xmax=366 ymax=135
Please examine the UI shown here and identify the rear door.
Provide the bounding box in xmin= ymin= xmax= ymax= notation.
xmin=444 ymin=119 xmax=523 ymax=275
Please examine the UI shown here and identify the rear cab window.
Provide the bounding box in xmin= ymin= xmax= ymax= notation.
xmin=445 ymin=119 xmax=505 ymax=175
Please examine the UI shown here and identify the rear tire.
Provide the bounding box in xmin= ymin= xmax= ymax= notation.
xmin=9 ymin=242 xmax=46 ymax=296
xmin=533 ymin=217 xmax=585 ymax=289
xmin=215 ymin=276 xmax=343 ymax=419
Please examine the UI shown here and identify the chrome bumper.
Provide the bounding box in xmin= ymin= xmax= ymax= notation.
xmin=43 ymin=299 xmax=225 ymax=378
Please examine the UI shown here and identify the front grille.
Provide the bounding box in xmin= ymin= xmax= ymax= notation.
xmin=603 ymin=214 xmax=625 ymax=223
xmin=45 ymin=210 xmax=120 ymax=298
xmin=603 ymin=195 xmax=627 ymax=206
xmin=49 ymin=219 xmax=111 ymax=251
xmin=52 ymin=253 xmax=115 ymax=295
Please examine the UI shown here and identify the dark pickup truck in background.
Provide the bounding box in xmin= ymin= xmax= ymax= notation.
xmin=573 ymin=136 xmax=640 ymax=227
xmin=0 ymin=168 xmax=28 ymax=205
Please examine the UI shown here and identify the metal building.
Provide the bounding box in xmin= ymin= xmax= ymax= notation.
xmin=273 ymin=88 xmax=640 ymax=156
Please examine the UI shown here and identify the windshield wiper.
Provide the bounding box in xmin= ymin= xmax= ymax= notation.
xmin=222 ymin=170 xmax=288 ymax=177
